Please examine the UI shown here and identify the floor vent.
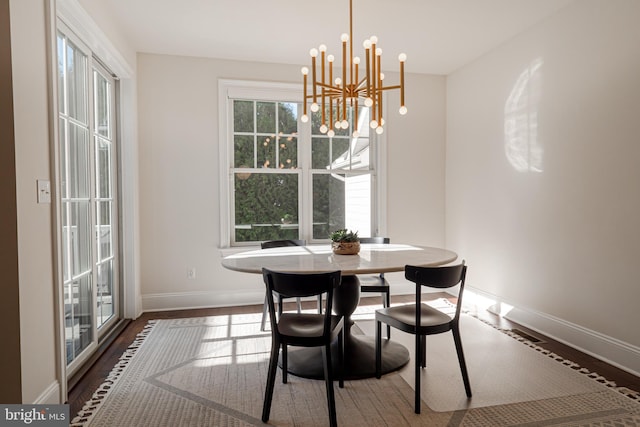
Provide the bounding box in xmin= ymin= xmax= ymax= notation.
xmin=510 ymin=328 xmax=545 ymax=344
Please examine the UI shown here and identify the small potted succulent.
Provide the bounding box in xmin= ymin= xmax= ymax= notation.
xmin=330 ymin=229 xmax=360 ymax=255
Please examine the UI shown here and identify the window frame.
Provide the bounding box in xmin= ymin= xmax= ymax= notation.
xmin=218 ymin=79 xmax=387 ymax=248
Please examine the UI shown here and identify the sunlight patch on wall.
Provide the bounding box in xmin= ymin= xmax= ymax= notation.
xmin=504 ymin=58 xmax=544 ymax=173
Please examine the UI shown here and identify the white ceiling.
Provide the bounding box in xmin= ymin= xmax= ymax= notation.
xmin=104 ymin=0 xmax=574 ymax=75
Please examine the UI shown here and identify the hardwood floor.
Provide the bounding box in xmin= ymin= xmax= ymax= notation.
xmin=67 ymin=294 xmax=640 ymax=419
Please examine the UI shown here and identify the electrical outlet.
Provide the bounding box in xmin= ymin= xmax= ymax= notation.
xmin=187 ymin=268 xmax=196 ymax=279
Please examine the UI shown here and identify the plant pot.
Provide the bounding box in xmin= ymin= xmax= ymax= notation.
xmin=332 ymin=241 xmax=360 ymax=255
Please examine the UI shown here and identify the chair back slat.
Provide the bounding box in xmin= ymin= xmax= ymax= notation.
xmin=263 ymin=269 xmax=341 ymax=298
xmin=405 ymin=263 xmax=466 ymax=289
xmin=405 ymin=262 xmax=467 ymax=327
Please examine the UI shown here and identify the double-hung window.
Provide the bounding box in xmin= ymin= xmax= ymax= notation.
xmin=219 ymin=80 xmax=384 ymax=246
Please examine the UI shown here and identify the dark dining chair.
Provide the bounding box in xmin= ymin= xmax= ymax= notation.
xmin=261 ymin=268 xmax=344 ymax=427
xmin=260 ymin=239 xmax=310 ymax=331
xmin=375 ymin=262 xmax=472 ymax=414
xmin=358 ymin=237 xmax=391 ymax=338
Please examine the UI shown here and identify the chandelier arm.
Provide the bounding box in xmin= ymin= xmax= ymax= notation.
xmin=377 ymin=53 xmax=382 ymax=123
xmin=355 ymin=77 xmax=368 ymax=91
xmin=365 ymin=46 xmax=371 ymax=99
xmin=311 ymin=55 xmax=317 ymax=106
xmin=349 ymin=0 xmax=354 ymax=87
xmin=342 ymin=38 xmax=347 ymax=122
xmin=321 ymin=50 xmax=326 ymax=125
xmin=400 ymin=60 xmax=405 ymax=109
xmin=371 ymin=41 xmax=377 ymax=122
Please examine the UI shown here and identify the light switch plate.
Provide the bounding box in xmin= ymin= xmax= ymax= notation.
xmin=37 ymin=180 xmax=51 ymax=204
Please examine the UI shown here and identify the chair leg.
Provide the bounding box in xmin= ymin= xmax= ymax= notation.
xmin=321 ymin=343 xmax=338 ymax=427
xmin=281 ymin=342 xmax=288 ymax=384
xmin=260 ymin=293 xmax=268 ymax=332
xmin=338 ymin=329 xmax=345 ymax=388
xmin=317 ymin=295 xmax=323 ymax=314
xmin=384 ymin=291 xmax=391 ymax=339
xmin=375 ymin=320 xmax=382 ymax=378
xmin=452 ymin=326 xmax=472 ymax=397
xmin=262 ymin=339 xmax=280 ymax=422
xmin=414 ymin=332 xmax=421 ymax=414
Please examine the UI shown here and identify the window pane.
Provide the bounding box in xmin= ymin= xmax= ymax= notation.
xmin=96 ymin=137 xmax=111 ymax=198
xmin=97 ymin=259 xmax=114 ymax=328
xmin=278 ymin=102 xmax=298 ymax=134
xmin=234 ymin=173 xmax=299 ymax=242
xmin=312 ymin=173 xmax=371 ymax=239
xmin=234 ymin=135 xmax=255 ymax=168
xmin=256 ymin=102 xmax=276 ymax=134
xmin=234 ymin=100 xmax=254 ymax=132
xmin=62 ymin=203 xmax=70 ymax=281
xmin=65 ymin=273 xmax=93 ymax=363
xmin=57 ymin=35 xmax=65 ymax=114
xmin=69 ymin=122 xmax=90 ymax=198
xmin=332 ymin=137 xmax=350 ymax=167
xmin=66 ymin=41 xmax=87 ymax=123
xmin=70 ymin=201 xmax=92 ymax=276
xmin=96 ymin=201 xmax=112 ymax=260
xmin=312 ymin=174 xmax=344 ymax=239
xmin=258 ymin=135 xmax=276 ymax=168
xmin=312 ymin=137 xmax=330 ymax=169
xmin=278 ymin=136 xmax=297 ymax=169
xmin=94 ymin=71 xmax=111 ymax=138
xmin=59 ymin=118 xmax=68 ymax=199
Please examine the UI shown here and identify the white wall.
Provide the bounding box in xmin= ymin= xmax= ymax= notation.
xmin=11 ymin=0 xmax=58 ymax=403
xmin=446 ymin=0 xmax=640 ymax=374
xmin=136 ymin=54 xmax=446 ymax=310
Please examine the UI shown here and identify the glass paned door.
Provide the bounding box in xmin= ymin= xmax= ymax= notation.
xmin=58 ymin=33 xmax=93 ymax=366
xmin=57 ymin=27 xmax=121 ymax=373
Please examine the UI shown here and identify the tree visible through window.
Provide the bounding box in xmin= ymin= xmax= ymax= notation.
xmin=224 ymin=81 xmax=379 ymax=246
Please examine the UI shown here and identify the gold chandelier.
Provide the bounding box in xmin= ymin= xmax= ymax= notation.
xmin=300 ymin=0 xmax=407 ymax=137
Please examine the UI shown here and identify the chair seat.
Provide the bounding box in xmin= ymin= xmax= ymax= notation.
xmin=278 ymin=313 xmax=344 ymax=342
xmin=376 ymin=303 xmax=453 ymax=334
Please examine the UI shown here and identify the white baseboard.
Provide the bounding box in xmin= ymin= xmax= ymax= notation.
xmin=465 ymin=286 xmax=640 ymax=378
xmin=141 ymin=290 xmax=266 ymax=312
xmin=33 ymin=380 xmax=61 ymax=404
xmin=141 ymin=275 xmax=420 ymax=314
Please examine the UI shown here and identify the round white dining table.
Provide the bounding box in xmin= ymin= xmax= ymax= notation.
xmin=222 ymin=243 xmax=458 ymax=380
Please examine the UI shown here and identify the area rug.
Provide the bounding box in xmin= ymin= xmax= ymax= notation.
xmin=72 ymin=303 xmax=640 ymax=426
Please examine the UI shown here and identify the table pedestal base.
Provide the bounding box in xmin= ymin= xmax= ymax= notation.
xmin=279 ymin=274 xmax=409 ymax=380
xmin=281 ymin=333 xmax=409 ymax=380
